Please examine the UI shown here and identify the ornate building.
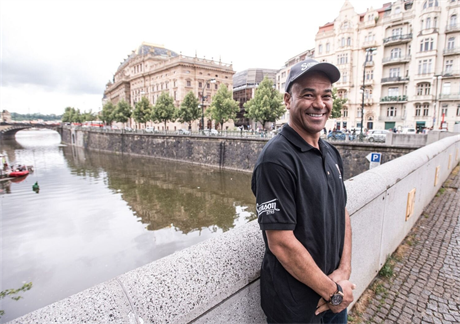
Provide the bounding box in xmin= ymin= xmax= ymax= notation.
xmin=232 ymin=68 xmax=278 ymax=129
xmin=312 ymin=0 xmax=460 ymax=132
xmin=104 ymin=42 xmax=235 ymax=131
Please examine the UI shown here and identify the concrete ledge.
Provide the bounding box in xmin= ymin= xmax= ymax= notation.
xmin=10 ymin=135 xmax=460 ymax=323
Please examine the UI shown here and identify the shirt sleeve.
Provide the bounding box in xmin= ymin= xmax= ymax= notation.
xmin=252 ymin=162 xmax=297 ymax=230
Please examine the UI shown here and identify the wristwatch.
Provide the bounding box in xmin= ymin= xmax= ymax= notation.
xmin=329 ymin=282 xmax=344 ymax=306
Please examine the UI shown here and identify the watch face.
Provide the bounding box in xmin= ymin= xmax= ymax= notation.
xmin=331 ymin=293 xmax=343 ymax=306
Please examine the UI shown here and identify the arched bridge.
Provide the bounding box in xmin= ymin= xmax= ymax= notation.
xmin=0 ymin=123 xmax=61 ymax=139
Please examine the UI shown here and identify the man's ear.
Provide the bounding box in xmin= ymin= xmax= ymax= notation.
xmin=284 ymin=92 xmax=291 ymax=110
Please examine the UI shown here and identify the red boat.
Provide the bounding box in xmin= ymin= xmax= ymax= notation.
xmin=9 ymin=170 xmax=29 ymax=177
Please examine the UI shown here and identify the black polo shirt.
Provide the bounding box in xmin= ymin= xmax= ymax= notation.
xmin=251 ymin=124 xmax=347 ymax=324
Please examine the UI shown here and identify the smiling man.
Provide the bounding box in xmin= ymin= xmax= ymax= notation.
xmin=251 ymin=58 xmax=355 ymax=324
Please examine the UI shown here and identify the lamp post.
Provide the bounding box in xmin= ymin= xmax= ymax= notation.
xmin=360 ymin=48 xmax=377 ymax=140
xmin=432 ymin=75 xmax=441 ymax=129
xmin=200 ymin=78 xmax=216 ymax=131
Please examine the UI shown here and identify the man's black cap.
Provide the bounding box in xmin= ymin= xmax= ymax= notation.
xmin=285 ymin=58 xmax=340 ymax=93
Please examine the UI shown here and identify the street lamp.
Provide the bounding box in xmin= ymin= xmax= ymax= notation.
xmin=360 ymin=47 xmax=377 ymax=140
xmin=432 ymin=75 xmax=442 ymax=129
xmin=200 ymin=78 xmax=216 ymax=131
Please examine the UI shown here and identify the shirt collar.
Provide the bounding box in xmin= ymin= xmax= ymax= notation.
xmin=280 ymin=124 xmax=328 ymax=153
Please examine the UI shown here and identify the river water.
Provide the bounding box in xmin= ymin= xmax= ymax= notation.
xmin=0 ymin=129 xmax=256 ymax=322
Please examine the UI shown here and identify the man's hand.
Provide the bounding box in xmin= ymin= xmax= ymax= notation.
xmin=328 ymin=268 xmax=351 ymax=283
xmin=315 ymin=280 xmax=356 ymax=315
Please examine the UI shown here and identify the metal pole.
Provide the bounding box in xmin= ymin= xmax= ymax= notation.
xmin=361 ymin=52 xmax=366 ymax=139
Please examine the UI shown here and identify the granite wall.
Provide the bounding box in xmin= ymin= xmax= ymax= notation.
xmin=59 ymin=127 xmax=418 ymax=179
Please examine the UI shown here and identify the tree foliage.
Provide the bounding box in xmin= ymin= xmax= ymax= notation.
xmin=133 ymin=97 xmax=152 ymax=125
xmin=176 ymin=91 xmax=200 ymax=129
xmin=244 ymin=77 xmax=285 ymax=129
xmin=152 ymin=92 xmax=176 ymax=130
xmin=331 ymin=88 xmax=347 ymax=119
xmin=206 ymin=84 xmax=239 ymax=131
xmin=1 ymin=282 xmax=33 ymax=318
xmin=113 ymin=100 xmax=132 ymax=124
xmin=62 ymin=107 xmax=82 ymax=123
xmin=101 ymin=102 xmax=116 ymax=126
xmin=11 ymin=113 xmax=62 ymax=121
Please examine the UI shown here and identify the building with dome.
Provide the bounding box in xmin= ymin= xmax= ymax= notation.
xmin=103 ymin=42 xmax=235 ymax=131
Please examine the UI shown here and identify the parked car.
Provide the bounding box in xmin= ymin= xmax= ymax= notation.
xmin=176 ymin=128 xmax=191 ymax=135
xmin=327 ymin=130 xmax=355 ymax=141
xmin=124 ymin=127 xmax=133 ymax=131
xmin=367 ymin=129 xmax=389 ymax=142
xmin=144 ymin=127 xmax=155 ymax=133
xmin=401 ymin=128 xmax=416 ymax=134
xmin=203 ymin=129 xmax=218 ymax=136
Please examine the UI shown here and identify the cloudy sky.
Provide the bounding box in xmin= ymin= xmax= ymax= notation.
xmin=1 ymin=0 xmax=387 ymax=116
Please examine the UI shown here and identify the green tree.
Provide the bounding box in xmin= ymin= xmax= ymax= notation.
xmin=1 ymin=282 xmax=33 ymax=318
xmin=61 ymin=107 xmax=74 ymax=122
xmin=113 ymin=100 xmax=132 ymax=127
xmin=81 ymin=110 xmax=97 ymax=122
xmin=152 ymin=92 xmax=176 ymax=131
xmin=101 ymin=102 xmax=116 ymax=126
xmin=331 ymin=87 xmax=347 ymax=119
xmin=206 ymin=84 xmax=239 ymax=131
xmin=176 ymin=91 xmax=200 ymax=129
xmin=244 ymin=77 xmax=285 ymax=130
xmin=133 ymin=97 xmax=152 ymax=127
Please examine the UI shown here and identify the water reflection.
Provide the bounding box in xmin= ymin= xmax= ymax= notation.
xmin=63 ymin=145 xmax=257 ymax=234
xmin=1 ymin=130 xmax=256 ymax=322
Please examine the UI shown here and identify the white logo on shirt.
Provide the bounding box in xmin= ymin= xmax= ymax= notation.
xmin=257 ymin=198 xmax=280 ymax=216
xmin=335 ymin=164 xmax=342 ymax=179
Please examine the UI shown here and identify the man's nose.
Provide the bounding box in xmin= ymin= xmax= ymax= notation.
xmin=312 ymin=96 xmax=325 ymax=109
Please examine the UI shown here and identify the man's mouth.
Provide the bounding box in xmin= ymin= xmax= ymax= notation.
xmin=306 ymin=113 xmax=325 ymax=117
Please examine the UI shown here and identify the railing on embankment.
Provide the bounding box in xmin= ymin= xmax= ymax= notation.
xmin=10 ymin=135 xmax=460 ymax=323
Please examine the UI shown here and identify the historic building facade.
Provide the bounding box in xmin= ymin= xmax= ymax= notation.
xmin=104 ymin=42 xmax=235 ymax=131
xmin=305 ymin=0 xmax=460 ymax=132
xmin=232 ymin=68 xmax=278 ymax=129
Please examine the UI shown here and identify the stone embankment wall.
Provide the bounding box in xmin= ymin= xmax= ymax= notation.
xmin=12 ymin=133 xmax=460 ymax=323
xmin=60 ymin=127 xmax=417 ymax=179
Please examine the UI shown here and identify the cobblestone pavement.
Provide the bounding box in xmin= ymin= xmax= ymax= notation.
xmin=354 ymin=167 xmax=460 ymax=324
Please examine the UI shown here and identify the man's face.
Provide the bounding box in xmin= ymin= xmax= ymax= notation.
xmin=284 ymin=71 xmax=333 ymax=137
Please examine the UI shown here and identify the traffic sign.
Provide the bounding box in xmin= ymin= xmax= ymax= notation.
xmin=366 ymin=152 xmax=382 ymax=169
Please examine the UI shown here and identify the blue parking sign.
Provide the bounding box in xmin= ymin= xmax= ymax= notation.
xmin=371 ymin=153 xmax=381 ymax=163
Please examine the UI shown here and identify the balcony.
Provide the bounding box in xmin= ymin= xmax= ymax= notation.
xmin=418 ymin=27 xmax=439 ymax=36
xmin=381 ymin=76 xmax=410 ymax=84
xmin=442 ymin=70 xmax=460 ymax=78
xmin=414 ymin=95 xmax=433 ymax=101
xmin=443 ymin=47 xmax=460 ymax=56
xmin=422 ymin=5 xmax=441 ymax=14
xmin=364 ymin=20 xmax=376 ymax=29
xmin=439 ymin=93 xmax=460 ymax=100
xmin=362 ymin=40 xmax=378 ymax=49
xmin=383 ymin=34 xmax=412 ymax=46
xmin=363 ymin=79 xmax=374 ymax=86
xmin=414 ymin=72 xmax=434 ymax=80
xmin=382 ymin=55 xmax=411 ymax=65
xmin=364 ymin=61 xmax=374 ymax=67
xmin=446 ymin=24 xmax=460 ymax=33
xmin=380 ymin=95 xmax=408 ymax=103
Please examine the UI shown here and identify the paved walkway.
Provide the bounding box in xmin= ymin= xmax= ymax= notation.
xmin=352 ymin=167 xmax=460 ymax=324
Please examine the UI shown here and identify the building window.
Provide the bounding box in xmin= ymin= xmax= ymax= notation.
xmin=424 ymin=0 xmax=438 ymax=8
xmin=434 ymin=17 xmax=438 ymax=27
xmin=443 ymin=82 xmax=451 ymax=94
xmin=215 ymin=84 xmax=218 ymax=90
xmin=394 ymin=6 xmax=401 ymax=14
xmin=390 ymin=48 xmax=401 ymax=58
xmin=186 ymin=80 xmax=191 ymax=87
xmin=207 ymin=83 xmax=210 ymax=89
xmin=426 ymin=17 xmax=431 ymax=29
xmin=448 ymin=37 xmax=455 ymax=50
xmin=418 ymin=59 xmax=432 ymax=74
xmin=451 ymin=14 xmax=457 ymax=27
xmin=337 ymin=54 xmax=348 ymax=65
xmin=341 ymin=37 xmax=345 ymax=47
xmin=342 ymin=71 xmax=348 ymax=82
xmin=338 ymin=90 xmax=348 ymax=98
xmin=445 ymin=60 xmax=453 ymax=73
xmin=389 ymin=68 xmax=400 ymax=77
xmin=365 ymin=89 xmax=373 ymax=99
xmin=366 ymin=70 xmax=374 ymax=80
xmin=417 ymin=83 xmax=431 ymax=95
xmin=423 ymin=104 xmax=430 ymax=116
xmin=343 ymin=107 xmax=348 ymax=117
xmin=392 ymin=28 xmax=402 ymax=36
xmin=347 ymin=37 xmax=351 ymax=46
xmin=326 ymin=43 xmax=330 ymax=52
xmin=416 ymin=104 xmax=421 ymax=116
xmin=420 ymin=38 xmax=434 ymax=52
xmin=387 ymin=107 xmax=397 ymax=117
xmin=457 ymin=104 xmax=460 ymax=116
xmin=318 ymin=44 xmax=323 ymax=54
xmin=388 ymin=87 xmax=399 ymax=97
xmin=199 ymin=82 xmax=202 ymax=88
xmin=442 ymin=105 xmax=448 ymax=116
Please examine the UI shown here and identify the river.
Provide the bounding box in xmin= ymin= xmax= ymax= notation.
xmin=0 ymin=129 xmax=256 ymax=322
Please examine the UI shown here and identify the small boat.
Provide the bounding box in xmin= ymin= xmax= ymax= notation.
xmin=9 ymin=170 xmax=29 ymax=177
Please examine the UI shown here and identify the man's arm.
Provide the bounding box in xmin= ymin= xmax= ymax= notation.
xmin=266 ymin=229 xmax=354 ymax=314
